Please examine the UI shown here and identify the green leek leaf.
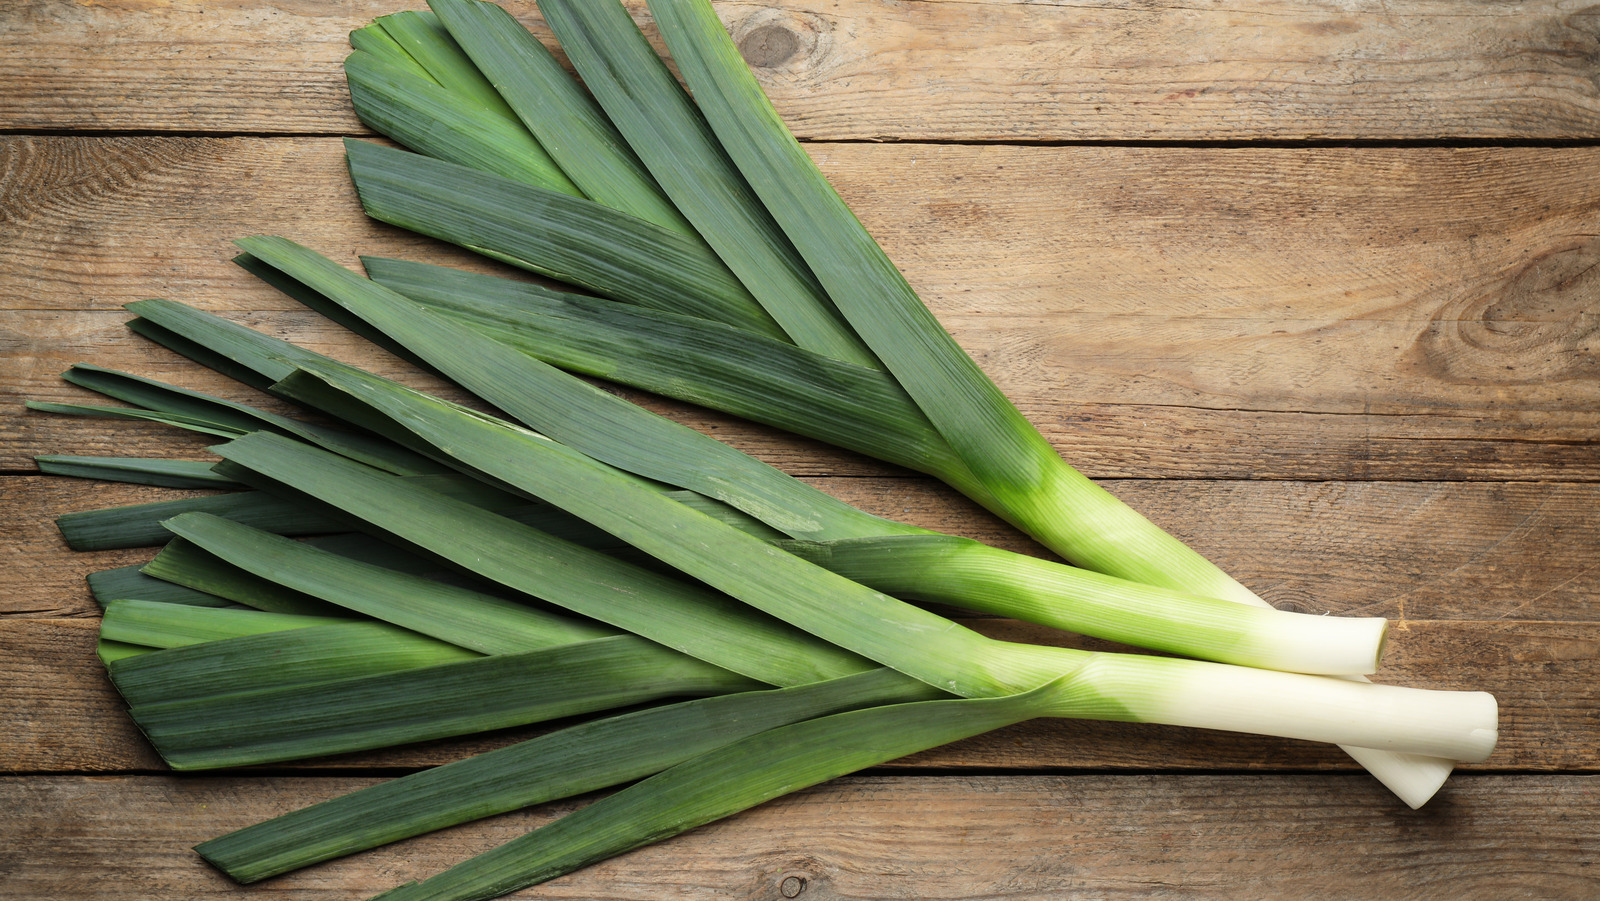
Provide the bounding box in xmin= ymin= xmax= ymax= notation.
xmin=528 ymin=0 xmax=873 ymax=365
xmin=99 ymin=598 xmax=350 ymax=648
xmin=374 ymin=10 xmax=519 ymax=121
xmin=35 ymin=455 xmax=244 ymax=490
xmin=344 ymin=138 xmax=788 ymax=340
xmin=162 ymin=512 xmax=616 ymax=654
xmin=197 ymin=666 xmax=937 ymax=882
xmin=369 ymin=681 xmax=1059 ymax=901
xmin=130 ymin=634 xmax=757 ymax=770
xmin=345 ymin=49 xmax=580 ymax=196
xmin=427 ymin=0 xmax=692 ymax=234
xmin=109 ymin=619 xmax=478 ymax=707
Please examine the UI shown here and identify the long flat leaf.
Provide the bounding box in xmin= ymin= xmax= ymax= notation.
xmin=130 ymin=634 xmax=756 ymax=770
xmin=345 ymin=49 xmax=580 ymax=196
xmin=367 ymin=681 xmax=1058 ymax=901
xmin=127 ymin=298 xmax=315 ymax=387
xmin=211 ymin=429 xmax=875 ymax=689
xmin=57 ymin=490 xmax=342 ymax=551
xmin=240 ymin=235 xmax=917 ymax=541
xmin=35 ymin=455 xmax=244 ymax=490
xmin=60 ymin=363 xmax=441 ymax=476
xmin=143 ymin=537 xmax=349 ymax=617
xmin=343 ymin=138 xmax=788 ymax=340
xmin=196 ymin=666 xmax=938 ymax=882
xmin=109 ymin=619 xmax=479 ymax=707
xmin=26 ymin=401 xmax=244 ymax=439
xmin=529 ymin=0 xmax=872 ymax=365
xmin=89 ymin=564 xmax=236 ymax=609
xmin=373 ymin=11 xmax=522 ymax=132
xmin=98 ymin=599 xmax=350 ymax=648
xmin=350 ymin=22 xmax=432 ymax=78
xmin=163 ymin=512 xmax=616 ymax=655
xmin=361 ymin=255 xmax=982 ymax=494
xmin=426 ymin=0 xmax=692 ymax=234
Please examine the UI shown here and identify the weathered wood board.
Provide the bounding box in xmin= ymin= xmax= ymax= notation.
xmin=6 ymin=0 xmax=1600 ymax=140
xmin=5 ymin=774 xmax=1596 ymax=899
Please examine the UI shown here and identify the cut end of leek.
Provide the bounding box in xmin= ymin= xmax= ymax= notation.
xmin=1342 ymin=747 xmax=1458 ymax=810
xmin=1253 ymin=611 xmax=1390 ymax=677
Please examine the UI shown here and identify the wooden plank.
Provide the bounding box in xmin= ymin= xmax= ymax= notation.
xmin=6 ymin=0 xmax=1600 ymax=141
xmin=12 ymin=323 xmax=1600 ymax=483
xmin=5 ymin=137 xmax=1598 ymax=479
xmin=6 ymin=474 xmax=1599 ymax=623
xmin=0 ymin=619 xmax=163 ymax=773
xmin=4 ymin=617 xmax=1592 ymax=773
xmin=1 ymin=478 xmax=207 ymax=618
xmin=10 ymin=307 xmax=1600 ymax=483
xmin=2 ymin=773 xmax=1594 ymax=899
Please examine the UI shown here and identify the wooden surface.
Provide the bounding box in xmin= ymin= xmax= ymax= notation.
xmin=2 ymin=0 xmax=1597 ymax=898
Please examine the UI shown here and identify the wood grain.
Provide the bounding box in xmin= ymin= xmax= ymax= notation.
xmin=3 ymin=773 xmax=1595 ymax=899
xmin=3 ymin=616 xmax=1591 ymax=773
xmin=3 ymin=0 xmax=1596 ymax=894
xmin=5 ymin=0 xmax=1600 ymax=141
xmin=12 ymin=308 xmax=1600 ymax=482
xmin=5 ymin=137 xmax=1598 ymax=478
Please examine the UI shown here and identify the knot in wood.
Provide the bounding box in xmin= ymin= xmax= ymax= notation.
xmin=740 ymin=23 xmax=801 ymax=68
xmin=732 ymin=8 xmax=828 ymax=72
xmin=779 ymin=874 xmax=807 ymax=898
xmin=1411 ymin=238 xmax=1600 ymax=387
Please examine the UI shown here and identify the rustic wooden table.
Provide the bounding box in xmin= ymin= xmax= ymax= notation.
xmin=3 ymin=1 xmax=1598 ymax=898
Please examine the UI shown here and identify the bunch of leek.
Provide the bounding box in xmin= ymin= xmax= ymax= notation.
xmin=38 ymin=236 xmax=1496 ymax=899
xmin=30 ymin=0 xmax=1503 ymax=898
xmin=337 ymin=0 xmax=1474 ymax=804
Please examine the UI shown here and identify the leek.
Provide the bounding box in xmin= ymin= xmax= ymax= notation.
xmin=339 ymin=0 xmax=1454 ymax=804
xmin=237 ymin=235 xmax=1388 ymax=675
xmin=13 ymin=3 xmax=1506 ymax=892
xmin=224 ymin=378 xmax=1495 ymax=762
